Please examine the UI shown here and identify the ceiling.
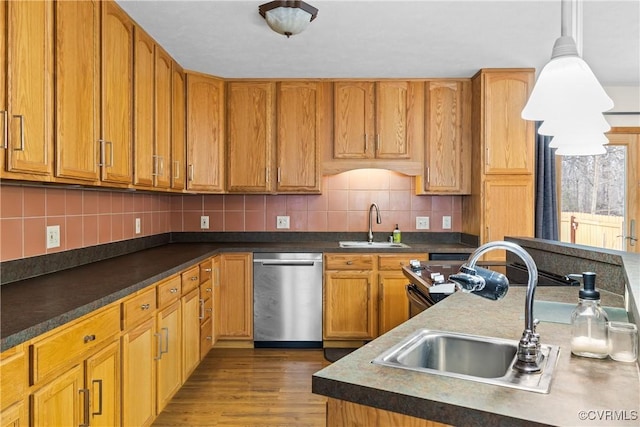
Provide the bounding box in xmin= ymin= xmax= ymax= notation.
xmin=116 ymin=0 xmax=640 ymax=86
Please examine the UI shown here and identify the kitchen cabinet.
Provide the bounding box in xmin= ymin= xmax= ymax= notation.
xmin=100 ymin=0 xmax=134 ymax=185
xmin=133 ymin=26 xmax=155 ymax=187
xmin=198 ymin=258 xmax=214 ymax=358
xmin=218 ymin=253 xmax=253 ymax=341
xmin=171 ymin=62 xmax=187 ymax=191
xmin=0 ymin=344 xmax=27 ymax=427
xmin=326 ymin=81 xmax=424 ymax=175
xmin=463 ymin=69 xmax=535 ymax=261
xmin=417 ymin=80 xmax=472 ymax=195
xmin=156 ymin=299 xmax=182 ymax=414
xmin=186 ymin=72 xmax=225 ymax=192
xmin=1 ymin=401 xmax=26 ymax=427
xmin=1 ymin=0 xmax=54 ymax=181
xmin=226 ymin=81 xmax=275 ymax=193
xmin=183 ymin=263 xmax=203 ymax=377
xmin=154 ymin=46 xmax=173 ymax=189
xmin=327 ymin=398 xmax=448 ymax=427
xmin=31 ymin=364 xmax=84 ymax=427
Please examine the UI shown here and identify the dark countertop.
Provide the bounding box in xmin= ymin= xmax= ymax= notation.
xmin=0 ymin=239 xmax=475 ymax=352
xmin=312 ymin=287 xmax=639 ymax=427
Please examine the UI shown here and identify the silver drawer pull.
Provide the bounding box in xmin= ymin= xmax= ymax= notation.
xmin=190 ymin=276 xmax=198 ymax=281
xmin=346 ymin=260 xmax=353 ymax=265
xmin=170 ymin=288 xmax=178 ymax=293
xmin=206 ymin=288 xmax=212 ymax=293
xmin=83 ymin=334 xmax=96 ymax=343
xmin=141 ymin=303 xmax=151 ymax=310
xmin=206 ymin=308 xmax=212 ymax=313
xmin=204 ymin=268 xmax=212 ymax=272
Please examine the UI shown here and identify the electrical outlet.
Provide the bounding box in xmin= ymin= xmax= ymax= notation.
xmin=416 ymin=216 xmax=430 ymax=230
xmin=200 ymin=216 xmax=210 ymax=230
xmin=442 ymin=216 xmax=452 ymax=230
xmin=46 ymin=225 xmax=60 ymax=249
xmin=135 ymin=218 xmax=141 ymax=234
xmin=276 ymin=216 xmax=290 ymax=229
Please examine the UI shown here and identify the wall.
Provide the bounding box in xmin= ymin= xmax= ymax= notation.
xmin=0 ymin=169 xmax=462 ymax=262
xmin=604 ymin=86 xmax=640 ymax=127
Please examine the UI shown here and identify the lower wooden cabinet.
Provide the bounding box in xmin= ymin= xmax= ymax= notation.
xmin=122 ymin=318 xmax=156 ymax=427
xmin=0 ymin=400 xmax=27 ymax=427
xmin=84 ymin=341 xmax=121 ymax=427
xmin=327 ymin=398 xmax=451 ymax=427
xmin=31 ymin=364 xmax=84 ymax=427
xmin=218 ymin=253 xmax=253 ymax=340
xmin=156 ymin=300 xmax=182 ymax=414
xmin=182 ymin=288 xmax=201 ymax=380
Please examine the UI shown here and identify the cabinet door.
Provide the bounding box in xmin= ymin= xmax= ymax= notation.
xmin=100 ymin=1 xmax=133 ymax=184
xmin=333 ymin=81 xmax=375 ymax=159
xmin=133 ymin=27 xmax=155 ymax=187
xmin=54 ymin=0 xmax=100 ymax=182
xmin=482 ymin=70 xmax=534 ymax=174
xmin=2 ymin=0 xmax=53 ymax=178
xmin=375 ymin=81 xmax=411 ymax=159
xmin=186 ymin=73 xmax=225 ymax=192
xmin=482 ymin=176 xmax=534 ymax=261
xmin=227 ymin=81 xmax=275 ymax=192
xmin=154 ymin=47 xmax=172 ymax=189
xmin=212 ymin=255 xmax=221 ymax=345
xmin=122 ymin=318 xmax=156 ymax=427
xmin=323 ymin=270 xmax=377 ymax=340
xmin=171 ymin=62 xmax=186 ymax=190
xmin=182 ymin=288 xmax=200 ymax=381
xmin=85 ymin=341 xmax=120 ymax=427
xmin=219 ymin=253 xmax=253 ymax=339
xmin=422 ymin=80 xmax=471 ymax=194
xmin=1 ymin=400 xmax=27 ymax=427
xmin=378 ymin=272 xmax=411 ymax=335
xmin=276 ymin=81 xmax=322 ymax=193
xmin=31 ymin=364 xmax=83 ymax=427
xmin=156 ymin=300 xmax=181 ymax=414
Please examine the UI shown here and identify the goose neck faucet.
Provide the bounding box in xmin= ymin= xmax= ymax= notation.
xmin=368 ymin=203 xmax=381 ymax=243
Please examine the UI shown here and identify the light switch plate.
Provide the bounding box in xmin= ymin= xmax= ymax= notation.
xmin=46 ymin=225 xmax=60 ymax=249
xmin=416 ymin=216 xmax=430 ymax=230
xmin=442 ymin=216 xmax=452 ymax=230
xmin=200 ymin=216 xmax=210 ymax=229
xmin=135 ymin=218 xmax=141 ymax=234
xmin=276 ymin=216 xmax=290 ymax=229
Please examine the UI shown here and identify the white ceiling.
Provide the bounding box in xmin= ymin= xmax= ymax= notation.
xmin=116 ymin=0 xmax=640 ymax=86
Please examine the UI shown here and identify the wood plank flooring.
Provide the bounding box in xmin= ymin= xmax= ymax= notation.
xmin=152 ymin=348 xmax=331 ymax=426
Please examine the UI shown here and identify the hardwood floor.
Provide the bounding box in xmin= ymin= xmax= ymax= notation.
xmin=152 ymin=348 xmax=331 ymax=426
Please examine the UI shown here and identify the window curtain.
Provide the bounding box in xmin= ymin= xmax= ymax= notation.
xmin=535 ymin=122 xmax=559 ymax=240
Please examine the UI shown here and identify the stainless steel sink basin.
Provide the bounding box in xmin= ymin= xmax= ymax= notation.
xmin=339 ymin=241 xmax=410 ymax=249
xmin=372 ymin=329 xmax=560 ymax=393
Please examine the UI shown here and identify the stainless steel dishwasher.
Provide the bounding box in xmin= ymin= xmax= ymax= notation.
xmin=253 ymin=253 xmax=323 ymax=348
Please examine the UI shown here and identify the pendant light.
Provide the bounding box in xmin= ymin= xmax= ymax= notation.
xmin=521 ymin=0 xmax=613 ymax=155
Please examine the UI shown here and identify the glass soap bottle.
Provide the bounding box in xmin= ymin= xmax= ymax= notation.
xmin=570 ymin=272 xmax=609 ymax=358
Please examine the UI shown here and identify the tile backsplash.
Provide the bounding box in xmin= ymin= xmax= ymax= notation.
xmin=1 ymin=170 xmax=461 ymax=262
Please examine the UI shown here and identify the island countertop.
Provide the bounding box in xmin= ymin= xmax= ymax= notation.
xmin=312 ymin=286 xmax=639 ymax=427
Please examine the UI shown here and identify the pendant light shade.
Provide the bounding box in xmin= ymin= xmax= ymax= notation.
xmin=259 ymin=1 xmax=318 ymax=38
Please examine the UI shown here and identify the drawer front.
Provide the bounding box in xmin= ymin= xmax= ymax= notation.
xmin=182 ymin=265 xmax=200 ymax=294
xmin=325 ymin=254 xmax=375 ymax=270
xmin=122 ymin=287 xmax=157 ymax=330
xmin=0 ymin=344 xmax=27 ymax=410
xmin=200 ymin=317 xmax=213 ymax=360
xmin=31 ymin=305 xmax=120 ymax=384
xmin=199 ymin=281 xmax=213 ymax=301
xmin=199 ymin=259 xmax=212 ymax=284
xmin=378 ymin=253 xmax=426 ymax=270
xmin=157 ymin=275 xmax=182 ymax=308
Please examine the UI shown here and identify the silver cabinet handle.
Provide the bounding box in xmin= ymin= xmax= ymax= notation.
xmin=106 ymin=141 xmax=113 ymax=167
xmin=1 ymin=111 xmax=7 ymax=149
xmin=188 ymin=164 xmax=194 ymax=182
xmin=204 ymin=268 xmax=212 ymax=273
xmin=206 ymin=308 xmax=212 ymax=313
xmin=199 ymin=298 xmax=205 ymax=320
xmin=426 ymin=167 xmax=430 ymax=185
xmin=152 ymin=155 xmax=159 ymax=176
xmin=92 ymin=379 xmax=103 ymax=416
xmin=190 ymin=276 xmax=198 ymax=281
xmin=12 ymin=115 xmax=24 ymax=151
xmin=376 ymin=134 xmax=380 ymax=152
xmin=277 ymin=167 xmax=281 ymax=183
xmin=206 ymin=288 xmax=212 ymax=293
xmin=141 ymin=303 xmax=150 ymax=310
xmin=83 ymin=334 xmax=96 ymax=343
xmin=170 ymin=288 xmax=178 ymax=293
xmin=154 ymin=332 xmax=162 ymax=360
xmin=161 ymin=327 xmax=169 ymax=355
xmin=79 ymin=388 xmax=90 ymax=427
xmin=159 ymin=156 xmax=165 ymax=177
xmin=346 ymin=260 xmax=353 ymax=265
xmin=364 ymin=134 xmax=368 ymax=152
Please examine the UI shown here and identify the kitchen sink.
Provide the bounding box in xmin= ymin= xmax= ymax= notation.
xmin=339 ymin=241 xmax=410 ymax=249
xmin=372 ymin=329 xmax=560 ymax=393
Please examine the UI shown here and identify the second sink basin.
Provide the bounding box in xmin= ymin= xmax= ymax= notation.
xmin=339 ymin=241 xmax=410 ymax=249
xmin=372 ymin=329 xmax=560 ymax=393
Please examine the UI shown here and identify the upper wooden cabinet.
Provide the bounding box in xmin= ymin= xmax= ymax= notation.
xmin=54 ymin=0 xmax=101 ymax=182
xmin=325 ymin=80 xmax=424 ymax=175
xmin=100 ymin=1 xmax=134 ymax=185
xmin=186 ymin=72 xmax=225 ymax=193
xmin=226 ymin=81 xmax=275 ymax=193
xmin=171 ymin=62 xmax=186 ymax=191
xmin=133 ymin=27 xmax=155 ymax=187
xmin=475 ymin=69 xmax=535 ymax=175
xmin=154 ymin=47 xmax=172 ymax=189
xmin=1 ymin=0 xmax=54 ymax=181
xmin=417 ymin=80 xmax=472 ymax=194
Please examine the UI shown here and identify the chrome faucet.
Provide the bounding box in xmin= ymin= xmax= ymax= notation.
xmin=367 ymin=203 xmax=381 ymax=243
xmin=449 ymin=241 xmax=543 ymax=373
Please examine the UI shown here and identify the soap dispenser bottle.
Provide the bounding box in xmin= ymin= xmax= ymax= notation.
xmin=570 ymin=272 xmax=609 ymax=358
xmin=393 ymin=224 xmax=401 ymax=243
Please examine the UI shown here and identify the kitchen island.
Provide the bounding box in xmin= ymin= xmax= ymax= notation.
xmin=312 ymin=239 xmax=640 ymax=426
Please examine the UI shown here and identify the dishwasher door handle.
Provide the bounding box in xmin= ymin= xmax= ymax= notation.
xmin=256 ymin=261 xmax=318 ymax=267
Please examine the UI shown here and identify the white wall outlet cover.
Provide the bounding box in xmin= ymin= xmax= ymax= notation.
xmin=135 ymin=218 xmax=141 ymax=234
xmin=416 ymin=216 xmax=430 ymax=230
xmin=442 ymin=216 xmax=452 ymax=230
xmin=276 ymin=216 xmax=290 ymax=229
xmin=46 ymin=225 xmax=60 ymax=249
xmin=200 ymin=215 xmax=210 ymax=229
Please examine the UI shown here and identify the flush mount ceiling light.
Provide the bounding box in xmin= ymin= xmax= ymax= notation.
xmin=521 ymin=0 xmax=614 ymax=156
xmin=259 ymin=1 xmax=318 ymax=38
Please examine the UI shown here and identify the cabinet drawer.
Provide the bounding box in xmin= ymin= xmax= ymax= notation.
xmin=200 ymin=317 xmax=213 ymax=359
xmin=378 ymin=253 xmax=426 ymax=270
xmin=157 ymin=275 xmax=181 ymax=308
xmin=182 ymin=265 xmax=200 ymax=294
xmin=325 ymin=254 xmax=375 ymax=270
xmin=199 ymin=259 xmax=212 ymax=284
xmin=30 ymin=305 xmax=120 ymax=384
xmin=122 ymin=287 xmax=157 ymax=330
xmin=0 ymin=344 xmax=27 ymax=410
xmin=200 ymin=281 xmax=213 ymax=301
